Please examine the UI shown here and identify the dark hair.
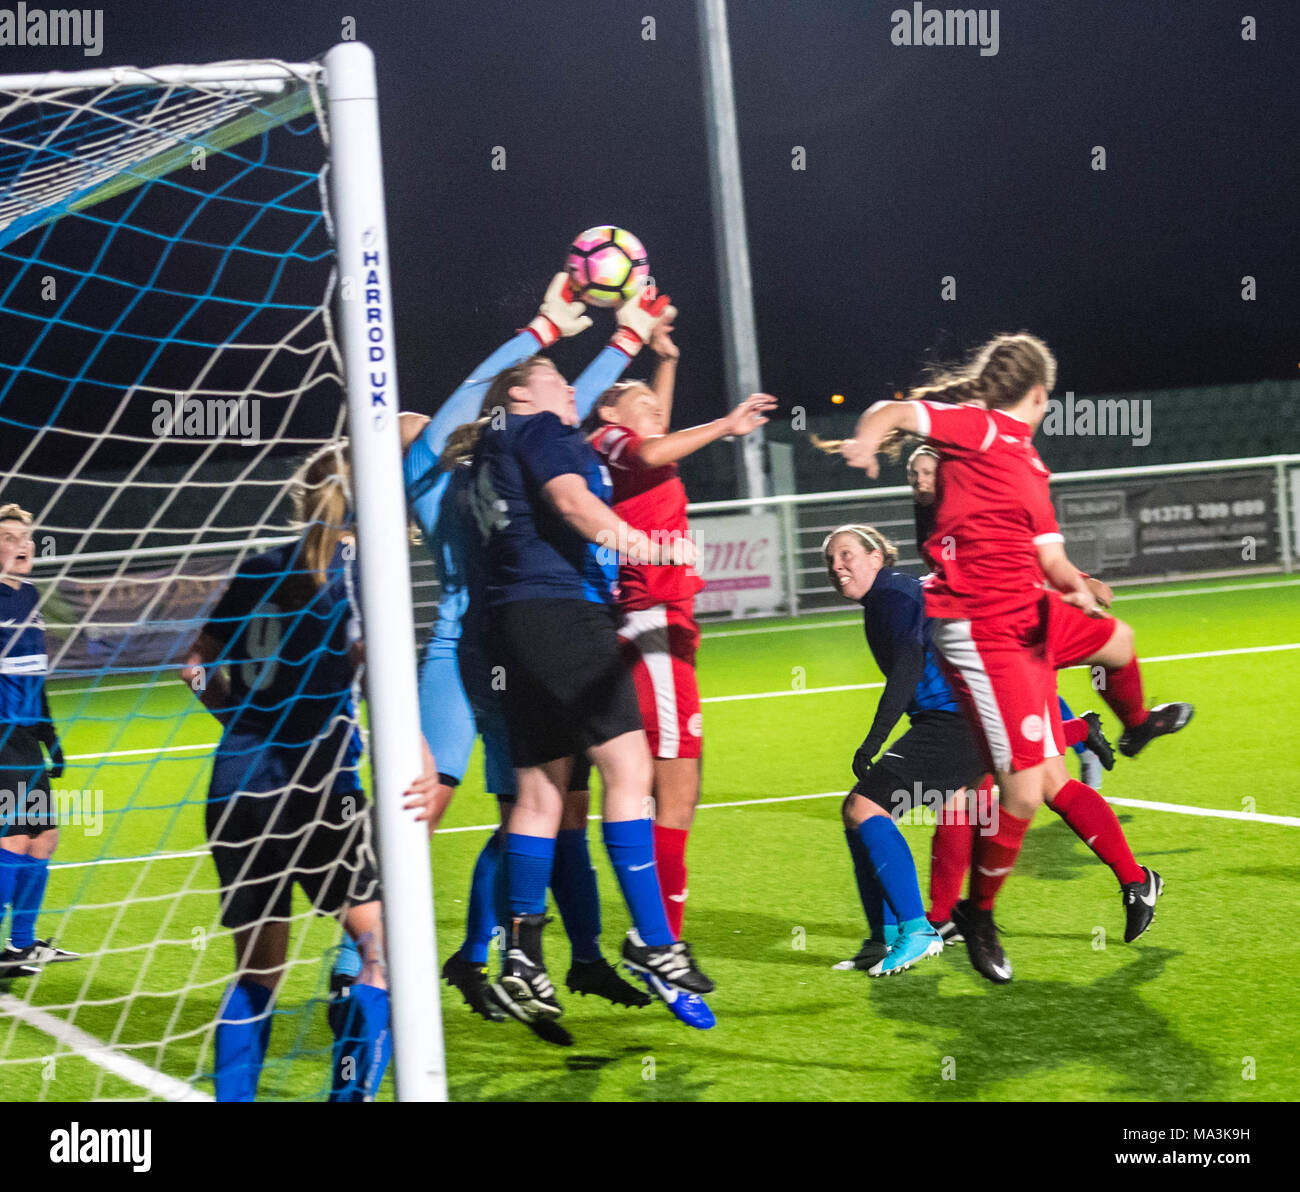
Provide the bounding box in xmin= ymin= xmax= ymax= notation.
xmin=580 ymin=379 xmax=651 ymax=436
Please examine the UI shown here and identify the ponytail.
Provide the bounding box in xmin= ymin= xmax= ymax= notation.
xmin=292 ymin=440 xmax=352 ymax=589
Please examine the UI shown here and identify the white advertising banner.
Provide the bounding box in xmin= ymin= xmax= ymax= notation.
xmin=692 ymin=512 xmax=785 ymax=616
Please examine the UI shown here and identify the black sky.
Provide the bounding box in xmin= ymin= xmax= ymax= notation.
xmin=3 ymin=0 xmax=1298 ymax=437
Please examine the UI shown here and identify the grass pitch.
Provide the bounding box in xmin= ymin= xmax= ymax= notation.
xmin=3 ymin=575 xmax=1297 ymax=1102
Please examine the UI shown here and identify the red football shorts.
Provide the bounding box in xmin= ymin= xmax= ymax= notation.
xmin=618 ymin=600 xmax=702 ymax=760
xmin=931 ymin=594 xmax=1066 ymax=773
xmin=1043 ymin=587 xmax=1121 ymax=669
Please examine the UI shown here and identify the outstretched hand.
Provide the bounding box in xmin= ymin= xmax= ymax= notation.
xmin=722 ymin=392 xmax=777 ymax=437
xmin=611 ymin=282 xmax=673 ymax=357
xmin=526 ymin=271 xmax=593 ymax=348
xmin=649 ymin=306 xmax=679 ymax=361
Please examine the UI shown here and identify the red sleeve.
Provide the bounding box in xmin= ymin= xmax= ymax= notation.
xmin=588 ymin=424 xmax=644 ymax=471
xmin=913 ymin=401 xmax=999 ymax=454
xmin=1026 ymin=463 xmax=1063 ymax=545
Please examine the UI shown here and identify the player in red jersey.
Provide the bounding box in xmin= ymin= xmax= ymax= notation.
xmin=841 ymin=333 xmax=1192 ymax=983
xmin=585 ymin=314 xmax=774 ymax=953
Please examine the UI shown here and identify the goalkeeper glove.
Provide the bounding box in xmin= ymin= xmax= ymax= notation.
xmin=609 ymin=284 xmax=674 ymax=358
xmin=525 ymin=272 xmax=593 ymax=348
xmin=851 ymin=742 xmax=875 ymax=785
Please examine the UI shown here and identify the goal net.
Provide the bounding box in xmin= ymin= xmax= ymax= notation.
xmin=0 ymin=46 xmax=441 ymax=1102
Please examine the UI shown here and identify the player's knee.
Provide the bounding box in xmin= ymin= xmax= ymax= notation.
xmin=1109 ymin=618 xmax=1136 ymax=663
xmin=30 ymin=828 xmax=58 ymax=859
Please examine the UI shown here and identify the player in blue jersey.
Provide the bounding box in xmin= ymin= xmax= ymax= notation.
xmin=180 ymin=446 xmax=439 ymax=1101
xmin=0 ymin=503 xmax=80 ymax=977
xmin=391 ymin=276 xmax=671 ymax=1034
xmin=465 ymin=346 xmax=715 ymax=1032
xmin=822 ymin=524 xmax=961 ymax=976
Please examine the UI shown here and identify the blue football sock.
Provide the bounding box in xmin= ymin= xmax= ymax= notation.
xmin=0 ymin=848 xmax=22 ymax=937
xmin=1059 ymin=695 xmax=1087 ymax=756
xmin=329 ymin=982 xmax=391 ymax=1102
xmin=214 ymin=978 xmax=274 ymax=1102
xmin=10 ymin=854 xmax=49 ymax=949
xmin=551 ymin=827 xmax=602 ymax=963
xmin=602 ymin=818 xmax=672 ymax=947
xmin=463 ymin=833 xmax=502 ymax=964
xmin=505 ymin=833 xmax=554 ymax=917
xmin=845 ymin=828 xmax=895 ymax=937
xmin=856 ymin=816 xmax=925 ymax=923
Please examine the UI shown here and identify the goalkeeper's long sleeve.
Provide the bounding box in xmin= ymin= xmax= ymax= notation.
xmin=419 ymin=330 xmax=538 ymax=459
xmin=573 ymin=344 xmax=633 ymax=421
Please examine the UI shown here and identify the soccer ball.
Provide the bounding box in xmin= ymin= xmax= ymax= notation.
xmin=564 ymin=226 xmax=649 ymax=308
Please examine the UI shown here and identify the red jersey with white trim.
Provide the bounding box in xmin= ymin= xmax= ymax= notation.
xmin=588 ymin=424 xmax=705 ymax=610
xmin=913 ymin=400 xmax=1062 ymax=620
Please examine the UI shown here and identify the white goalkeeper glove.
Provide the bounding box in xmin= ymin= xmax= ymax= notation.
xmin=525 ymin=272 xmax=593 ymax=348
xmin=610 ymin=283 xmax=674 ymax=358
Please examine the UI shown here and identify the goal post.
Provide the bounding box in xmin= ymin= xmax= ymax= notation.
xmin=0 ymin=42 xmax=445 ymax=1102
xmin=321 ymin=40 xmax=445 ymax=1103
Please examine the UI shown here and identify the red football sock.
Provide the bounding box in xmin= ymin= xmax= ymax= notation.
xmin=653 ymin=824 xmax=689 ymax=938
xmin=929 ymin=778 xmax=991 ymax=921
xmin=1062 ymin=717 xmax=1088 ymax=748
xmin=970 ymin=803 xmax=1031 ymax=911
xmin=929 ymin=800 xmax=971 ymax=923
xmin=1102 ymin=656 xmax=1147 ymax=730
xmin=1049 ymin=779 xmax=1143 ymax=886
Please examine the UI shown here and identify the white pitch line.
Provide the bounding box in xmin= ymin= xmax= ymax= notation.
xmin=54 ymin=848 xmax=210 ymax=871
xmin=700 ymin=641 xmax=1300 ymax=704
xmin=0 ymin=994 xmax=212 ymax=1103
xmin=67 ymin=742 xmax=213 ymax=762
xmin=700 ymin=578 xmax=1300 ymax=639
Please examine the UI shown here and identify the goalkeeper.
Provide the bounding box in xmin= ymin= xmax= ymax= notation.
xmin=0 ymin=503 xmax=79 ymax=976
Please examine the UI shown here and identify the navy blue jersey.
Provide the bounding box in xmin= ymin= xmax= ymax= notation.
xmin=0 ymin=581 xmax=46 ymax=726
xmin=857 ymin=567 xmax=960 ymax=759
xmin=470 ymin=410 xmax=616 ymax=606
xmin=202 ymin=540 xmax=361 ymax=748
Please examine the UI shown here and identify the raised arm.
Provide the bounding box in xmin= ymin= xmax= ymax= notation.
xmin=417 ymin=273 xmax=593 ymax=458
xmin=572 ymin=284 xmax=674 ymax=420
xmin=648 ymin=310 xmax=679 ymax=425
xmin=636 ymin=392 xmax=776 ymax=469
xmin=841 ymin=401 xmax=921 ymax=477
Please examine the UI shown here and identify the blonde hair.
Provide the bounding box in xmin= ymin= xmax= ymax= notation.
xmin=0 ymin=503 xmax=33 ymax=527
xmin=812 ymin=431 xmax=927 ymax=465
xmin=291 ymin=440 xmax=352 ymax=588
xmin=438 ymin=356 xmax=548 ymax=471
xmin=821 ymin=524 xmax=898 ymax=566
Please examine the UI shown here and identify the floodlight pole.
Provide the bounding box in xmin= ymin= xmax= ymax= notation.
xmin=698 ymin=0 xmax=768 ymax=503
xmin=324 ymin=41 xmax=447 ymax=1103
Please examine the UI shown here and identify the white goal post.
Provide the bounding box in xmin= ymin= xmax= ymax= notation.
xmin=0 ymin=42 xmax=446 ymax=1102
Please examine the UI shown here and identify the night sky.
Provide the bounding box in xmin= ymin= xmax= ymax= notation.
xmin=3 ymin=0 xmax=1298 ymax=452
